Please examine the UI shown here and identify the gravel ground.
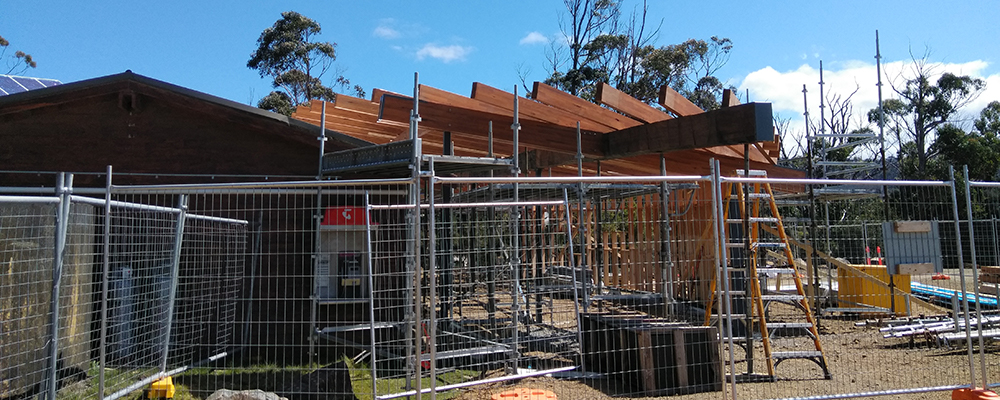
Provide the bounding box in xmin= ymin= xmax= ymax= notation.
xmin=455 ymin=307 xmax=999 ymax=400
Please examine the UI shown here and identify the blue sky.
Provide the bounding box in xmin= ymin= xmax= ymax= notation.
xmin=2 ymin=1 xmax=998 ymax=147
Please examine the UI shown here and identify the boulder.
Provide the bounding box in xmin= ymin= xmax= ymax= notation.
xmin=206 ymin=389 xmax=288 ymax=400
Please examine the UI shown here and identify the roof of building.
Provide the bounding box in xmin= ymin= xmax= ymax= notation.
xmin=0 ymin=70 xmax=373 ymax=151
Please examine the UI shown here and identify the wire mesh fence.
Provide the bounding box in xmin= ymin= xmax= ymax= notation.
xmin=2 ymin=167 xmax=999 ymax=400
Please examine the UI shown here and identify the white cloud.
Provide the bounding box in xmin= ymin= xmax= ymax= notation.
xmin=373 ymin=25 xmax=400 ymax=39
xmin=519 ymin=31 xmax=548 ymax=45
xmin=416 ymin=44 xmax=472 ymax=63
xmin=739 ymin=59 xmax=997 ymax=156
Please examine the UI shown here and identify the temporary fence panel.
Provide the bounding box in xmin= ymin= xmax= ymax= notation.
xmin=0 ymin=176 xmax=248 ymax=400
xmin=2 ymin=167 xmax=997 ymax=400
xmin=712 ymin=172 xmax=981 ymax=400
xmin=0 ymin=196 xmax=62 ymax=399
xmin=964 ymin=180 xmax=1000 ymax=391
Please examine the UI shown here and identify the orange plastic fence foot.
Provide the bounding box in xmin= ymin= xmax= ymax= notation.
xmin=492 ymin=388 xmax=558 ymax=400
xmin=952 ymin=388 xmax=1000 ymax=400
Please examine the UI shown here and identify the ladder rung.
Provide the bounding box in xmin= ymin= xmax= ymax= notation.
xmin=729 ymin=193 xmax=772 ymax=199
xmin=726 ymin=242 xmax=786 ymax=249
xmin=767 ymin=322 xmax=814 ymax=329
xmin=735 ymin=170 xmax=768 ymax=177
xmin=758 ymin=268 xmax=796 ymax=275
xmin=726 ymin=217 xmax=779 ymax=224
xmin=772 ymin=351 xmax=824 ymax=360
xmin=775 ymin=200 xmax=811 ymax=207
xmin=761 ymin=294 xmax=804 ymax=302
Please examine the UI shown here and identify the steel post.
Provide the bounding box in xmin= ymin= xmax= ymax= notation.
xmin=45 ymin=173 xmax=73 ymax=400
xmin=98 ymin=167 xmax=112 ymax=399
xmin=160 ymin=194 xmax=188 ymax=373
xmin=949 ymin=166 xmax=976 ymax=387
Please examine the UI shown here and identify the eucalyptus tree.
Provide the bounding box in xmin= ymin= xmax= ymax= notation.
xmin=248 ymin=11 xmax=363 ymax=115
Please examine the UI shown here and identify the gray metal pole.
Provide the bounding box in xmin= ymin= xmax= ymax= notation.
xmin=876 ymin=30 xmax=889 ymax=185
xmin=711 ymin=161 xmax=737 ymax=400
xmin=318 ymin=101 xmax=328 ymax=180
xmin=962 ymin=166 xmax=988 ymax=388
xmin=804 ymin=84 xmax=822 ymax=312
xmin=98 ymin=166 xmax=112 ymax=399
xmin=825 ymin=202 xmax=833 ymax=303
xmin=562 ymin=188 xmax=585 ymax=373
xmin=660 ymin=155 xmax=674 ymax=315
xmin=309 ymin=184 xmax=323 ymax=364
xmin=408 ymin=72 xmax=423 ymax=397
xmin=576 ymin=122 xmax=590 ymax=310
xmin=487 ymin=121 xmax=497 ymax=327
xmin=45 ymin=173 xmax=72 ymax=400
xmin=364 ymin=193 xmax=379 ymax=399
xmin=948 ymin=166 xmax=976 ymax=387
xmin=862 ymin=221 xmax=869 ymax=264
xmin=243 ymin=212 xmax=263 ymax=347
xmin=510 ymin=85 xmax=522 ymax=371
xmin=160 ymin=194 xmax=189 ymax=373
xmin=427 ymin=159 xmax=438 ymax=400
xmin=818 ymin=60 xmax=827 ymax=177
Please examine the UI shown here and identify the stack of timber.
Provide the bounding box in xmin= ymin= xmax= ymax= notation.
xmin=580 ymin=312 xmax=721 ymax=396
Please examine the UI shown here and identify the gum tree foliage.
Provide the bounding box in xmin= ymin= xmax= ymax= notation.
xmin=932 ymin=102 xmax=1000 ymax=182
xmin=248 ymin=11 xmax=364 ymax=116
xmin=867 ymin=57 xmax=985 ymax=180
xmin=0 ymin=35 xmax=36 ymax=75
xmin=543 ymin=0 xmax=733 ymax=111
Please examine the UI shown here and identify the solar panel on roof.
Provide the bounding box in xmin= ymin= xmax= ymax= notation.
xmin=12 ymin=77 xmax=45 ymax=90
xmin=0 ymin=75 xmax=63 ymax=96
xmin=0 ymin=76 xmax=23 ymax=95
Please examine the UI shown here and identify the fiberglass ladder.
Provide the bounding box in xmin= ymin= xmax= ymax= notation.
xmin=705 ymin=169 xmax=831 ymax=380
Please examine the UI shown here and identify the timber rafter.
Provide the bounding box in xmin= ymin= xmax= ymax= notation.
xmin=290 ymin=79 xmax=799 ymax=178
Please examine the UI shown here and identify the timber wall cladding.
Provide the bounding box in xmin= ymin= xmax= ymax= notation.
xmin=0 ymin=91 xmax=318 ymax=180
xmin=561 ymin=183 xmax=716 ymax=301
xmin=670 ymin=182 xmax=716 ymax=303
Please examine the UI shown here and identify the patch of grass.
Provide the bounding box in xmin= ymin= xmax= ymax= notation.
xmin=344 ymin=357 xmax=478 ymax=400
xmin=56 ymin=360 xmax=480 ymax=400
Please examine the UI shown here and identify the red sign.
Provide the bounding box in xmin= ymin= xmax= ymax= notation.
xmin=322 ymin=207 xmax=368 ymax=225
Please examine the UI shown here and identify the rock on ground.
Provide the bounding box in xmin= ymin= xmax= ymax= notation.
xmin=206 ymin=389 xmax=289 ymax=400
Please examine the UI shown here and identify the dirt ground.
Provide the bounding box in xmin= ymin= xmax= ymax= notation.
xmin=455 ymin=315 xmax=999 ymax=400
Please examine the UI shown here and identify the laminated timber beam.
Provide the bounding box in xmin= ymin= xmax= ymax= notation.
xmin=604 ymin=102 xmax=774 ymax=159
xmin=379 ymin=94 xmax=605 ymax=158
xmin=654 ymin=87 xmax=772 ymax=164
xmin=596 ymin=82 xmax=671 ymax=124
xmin=472 ymin=82 xmax=618 ymax=133
xmin=531 ymin=82 xmax=641 ymax=130
xmin=418 ymin=84 xmax=511 ymax=115
xmin=659 ymin=85 xmax=705 ymax=117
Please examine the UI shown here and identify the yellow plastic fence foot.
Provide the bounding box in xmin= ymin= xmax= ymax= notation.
xmin=147 ymin=376 xmax=175 ymax=399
